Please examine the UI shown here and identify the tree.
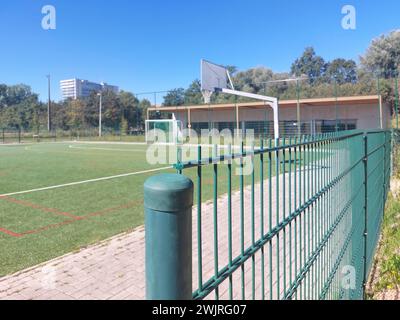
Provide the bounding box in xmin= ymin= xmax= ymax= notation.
xmin=0 ymin=84 xmax=33 ymax=107
xmin=234 ymin=67 xmax=274 ymax=93
xmin=52 ymin=101 xmax=69 ymax=131
xmin=291 ymin=47 xmax=327 ymax=84
xmin=325 ymin=59 xmax=358 ymax=84
xmin=66 ymin=99 xmax=86 ymax=129
xmin=225 ymin=65 xmax=238 ymax=75
xmin=360 ymin=30 xmax=400 ymax=78
xmin=80 ymin=92 xmax=99 ymax=127
xmin=184 ymin=80 xmax=203 ymax=105
xmin=32 ymin=104 xmax=40 ymax=134
xmin=102 ymin=90 xmax=122 ymax=130
xmin=119 ymin=91 xmax=139 ymax=129
xmin=0 ymin=85 xmax=7 ymax=108
xmin=138 ymin=99 xmax=151 ymax=127
xmin=163 ymin=88 xmax=185 ymax=106
xmin=120 ymin=116 xmax=128 ymax=135
xmin=0 ymin=84 xmax=42 ymax=130
xmin=16 ymin=95 xmax=43 ymax=130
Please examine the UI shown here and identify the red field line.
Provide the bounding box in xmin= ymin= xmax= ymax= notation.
xmin=0 ymin=195 xmax=81 ymax=220
xmin=0 ymin=227 xmax=22 ymax=237
xmin=18 ymin=201 xmax=140 ymax=237
xmin=20 ymin=219 xmax=77 ymax=236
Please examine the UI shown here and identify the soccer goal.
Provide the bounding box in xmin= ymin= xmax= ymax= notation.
xmin=145 ymin=119 xmax=183 ymax=144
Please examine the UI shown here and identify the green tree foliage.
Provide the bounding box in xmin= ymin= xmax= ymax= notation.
xmin=225 ymin=65 xmax=238 ymax=75
xmin=120 ymin=116 xmax=128 ymax=135
xmin=0 ymin=84 xmax=43 ymax=129
xmin=325 ymin=59 xmax=358 ymax=84
xmin=66 ymin=99 xmax=86 ymax=129
xmin=119 ymin=91 xmax=139 ymax=129
xmin=82 ymin=92 xmax=101 ymax=127
xmin=51 ymin=100 xmax=68 ymax=131
xmin=101 ymin=90 xmax=122 ymax=131
xmin=234 ymin=67 xmax=274 ymax=93
xmin=360 ymin=30 xmax=400 ymax=78
xmin=291 ymin=47 xmax=327 ymax=83
xmin=184 ymin=80 xmax=203 ymax=105
xmin=138 ymin=99 xmax=151 ymax=128
xmin=0 ymin=84 xmax=147 ymax=133
xmin=163 ymin=88 xmax=185 ymax=106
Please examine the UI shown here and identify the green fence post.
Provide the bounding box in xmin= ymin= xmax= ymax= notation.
xmin=362 ymin=133 xmax=368 ymax=299
xmin=144 ymin=173 xmax=193 ymax=300
xmin=2 ymin=128 xmax=4 ymax=144
xmin=18 ymin=128 xmax=21 ymax=143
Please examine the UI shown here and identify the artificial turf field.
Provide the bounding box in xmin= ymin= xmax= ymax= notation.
xmin=0 ymin=142 xmax=180 ymax=276
xmin=0 ymin=140 xmax=318 ymax=276
xmin=0 ymin=141 xmax=255 ymax=275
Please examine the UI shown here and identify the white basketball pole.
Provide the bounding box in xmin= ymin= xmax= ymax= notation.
xmin=220 ymin=88 xmax=280 ymax=139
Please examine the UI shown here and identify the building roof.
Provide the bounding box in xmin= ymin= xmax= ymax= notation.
xmin=148 ymin=95 xmax=381 ymax=113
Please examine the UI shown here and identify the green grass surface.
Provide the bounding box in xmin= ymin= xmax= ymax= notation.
xmin=0 ymin=141 xmax=324 ymax=276
xmin=368 ymin=144 xmax=400 ymax=298
xmin=373 ymin=193 xmax=400 ymax=291
xmin=0 ymin=142 xmax=175 ymax=275
xmin=369 ymin=182 xmax=400 ymax=296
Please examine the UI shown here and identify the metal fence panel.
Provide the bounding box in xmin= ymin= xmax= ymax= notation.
xmin=145 ymin=129 xmax=391 ymax=300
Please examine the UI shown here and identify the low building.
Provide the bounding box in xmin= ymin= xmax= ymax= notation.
xmin=147 ymin=95 xmax=390 ymax=136
xmin=60 ymin=79 xmax=119 ymax=99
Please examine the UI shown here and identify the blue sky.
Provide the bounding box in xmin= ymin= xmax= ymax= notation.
xmin=0 ymin=0 xmax=399 ymax=101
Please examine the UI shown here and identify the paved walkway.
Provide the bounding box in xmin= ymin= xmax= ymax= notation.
xmin=0 ymin=229 xmax=146 ymax=300
xmin=0 ymin=150 xmax=347 ymax=300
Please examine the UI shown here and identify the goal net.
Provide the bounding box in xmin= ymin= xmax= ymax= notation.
xmin=145 ymin=119 xmax=183 ymax=144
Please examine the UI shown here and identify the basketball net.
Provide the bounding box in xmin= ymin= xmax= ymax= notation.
xmin=202 ymin=90 xmax=213 ymax=104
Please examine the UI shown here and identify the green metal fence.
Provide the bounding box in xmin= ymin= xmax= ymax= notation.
xmin=1 ymin=128 xmax=21 ymax=144
xmin=0 ymin=128 xmax=57 ymax=144
xmin=0 ymin=128 xmax=146 ymax=144
xmin=144 ymin=130 xmax=392 ymax=300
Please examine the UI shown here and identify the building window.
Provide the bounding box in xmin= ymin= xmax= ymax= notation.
xmin=320 ymin=119 xmax=357 ymax=132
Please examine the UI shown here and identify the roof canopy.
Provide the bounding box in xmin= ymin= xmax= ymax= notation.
xmin=148 ymin=95 xmax=381 ymax=113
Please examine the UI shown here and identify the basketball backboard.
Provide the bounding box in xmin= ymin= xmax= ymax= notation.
xmin=201 ymin=59 xmax=229 ymax=92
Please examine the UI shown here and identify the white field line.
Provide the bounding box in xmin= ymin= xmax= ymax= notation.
xmin=2 ymin=141 xmax=147 ymax=147
xmin=71 ymin=141 xmax=252 ymax=150
xmin=0 ymin=166 xmax=171 ymax=198
xmin=0 ymin=143 xmax=35 ymax=147
xmin=71 ymin=140 xmax=147 ymax=145
xmin=68 ymin=145 xmax=145 ymax=152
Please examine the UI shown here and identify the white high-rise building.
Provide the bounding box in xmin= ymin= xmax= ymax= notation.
xmin=60 ymin=79 xmax=119 ymax=99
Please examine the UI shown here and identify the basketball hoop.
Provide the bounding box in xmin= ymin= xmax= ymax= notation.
xmin=202 ymin=90 xmax=213 ymax=104
xmin=200 ymin=59 xmax=280 ymax=139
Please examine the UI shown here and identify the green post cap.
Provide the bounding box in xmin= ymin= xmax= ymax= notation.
xmin=144 ymin=173 xmax=194 ymax=213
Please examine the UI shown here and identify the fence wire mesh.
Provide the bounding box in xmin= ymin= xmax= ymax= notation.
xmin=174 ymin=130 xmax=391 ymax=300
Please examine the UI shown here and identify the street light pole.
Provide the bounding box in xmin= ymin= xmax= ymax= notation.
xmin=98 ymin=92 xmax=102 ymax=137
xmin=47 ymin=75 xmax=51 ymax=132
